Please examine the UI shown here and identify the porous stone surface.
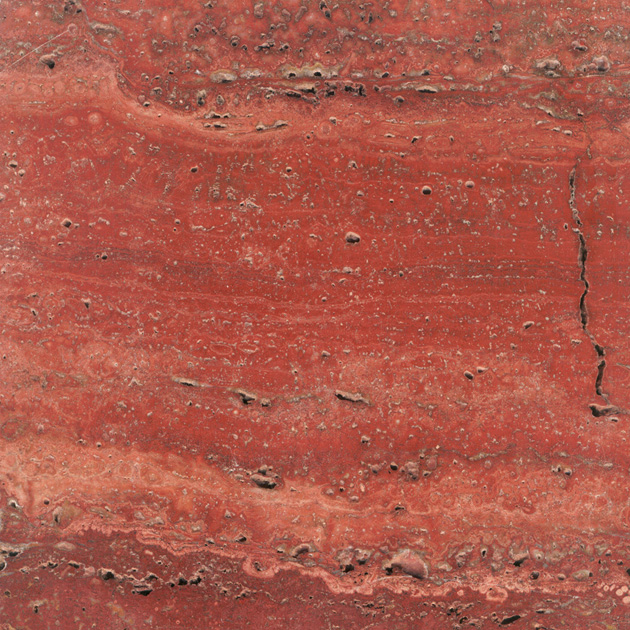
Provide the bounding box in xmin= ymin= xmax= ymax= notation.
xmin=0 ymin=1 xmax=629 ymax=628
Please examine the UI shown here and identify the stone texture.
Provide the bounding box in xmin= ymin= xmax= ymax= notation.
xmin=0 ymin=1 xmax=629 ymax=628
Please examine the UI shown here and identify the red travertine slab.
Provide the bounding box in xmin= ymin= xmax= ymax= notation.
xmin=0 ymin=1 xmax=629 ymax=628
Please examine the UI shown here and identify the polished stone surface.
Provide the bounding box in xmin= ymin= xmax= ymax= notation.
xmin=1 ymin=1 xmax=629 ymax=628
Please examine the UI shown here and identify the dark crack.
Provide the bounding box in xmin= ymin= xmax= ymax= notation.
xmin=569 ymin=165 xmax=609 ymax=407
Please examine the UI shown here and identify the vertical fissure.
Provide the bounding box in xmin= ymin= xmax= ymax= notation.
xmin=569 ymin=165 xmax=610 ymax=409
